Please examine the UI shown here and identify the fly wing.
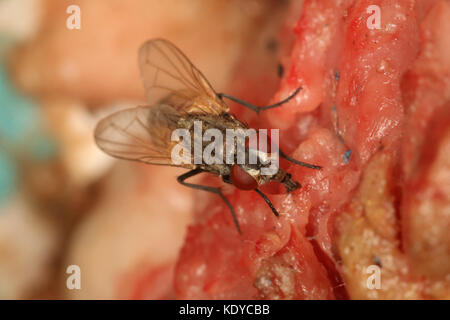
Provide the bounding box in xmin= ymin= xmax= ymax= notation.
xmin=138 ymin=38 xmax=229 ymax=115
xmin=94 ymin=104 xmax=193 ymax=168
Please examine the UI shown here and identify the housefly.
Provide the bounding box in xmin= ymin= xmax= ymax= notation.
xmin=94 ymin=39 xmax=321 ymax=234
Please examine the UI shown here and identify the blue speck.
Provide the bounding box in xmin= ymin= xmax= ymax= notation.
xmin=335 ymin=70 xmax=340 ymax=81
xmin=343 ymin=149 xmax=352 ymax=164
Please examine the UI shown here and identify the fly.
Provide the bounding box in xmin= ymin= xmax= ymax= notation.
xmin=94 ymin=38 xmax=321 ymax=234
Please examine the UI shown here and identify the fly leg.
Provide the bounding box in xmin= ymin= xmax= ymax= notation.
xmin=218 ymin=87 xmax=322 ymax=169
xmin=226 ymin=175 xmax=280 ymax=218
xmin=217 ymin=87 xmax=302 ymax=114
xmin=254 ymin=188 xmax=279 ymax=217
xmin=278 ymin=149 xmax=322 ymax=170
xmin=177 ymin=168 xmax=242 ymax=234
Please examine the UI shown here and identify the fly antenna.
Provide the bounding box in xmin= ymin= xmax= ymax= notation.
xmin=254 ymin=189 xmax=279 ymax=217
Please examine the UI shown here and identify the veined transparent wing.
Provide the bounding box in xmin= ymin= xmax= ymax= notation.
xmin=138 ymin=38 xmax=229 ymax=115
xmin=94 ymin=104 xmax=193 ymax=168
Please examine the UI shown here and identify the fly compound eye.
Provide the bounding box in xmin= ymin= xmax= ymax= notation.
xmin=231 ymin=165 xmax=258 ymax=190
